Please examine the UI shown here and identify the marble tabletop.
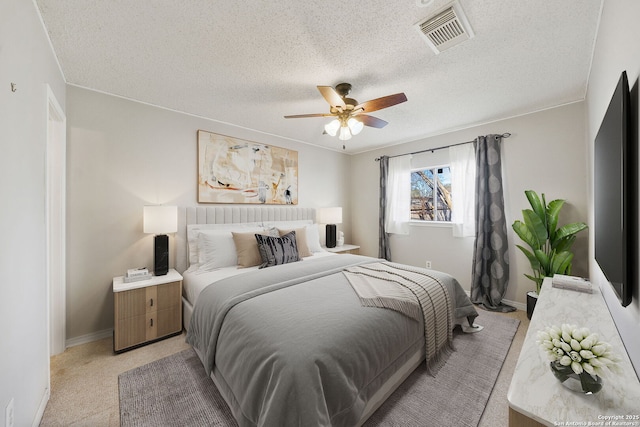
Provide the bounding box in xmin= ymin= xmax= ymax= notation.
xmin=507 ymin=277 xmax=640 ymax=427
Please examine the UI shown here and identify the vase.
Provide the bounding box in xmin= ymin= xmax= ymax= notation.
xmin=549 ymin=361 xmax=603 ymax=394
xmin=526 ymin=291 xmax=538 ymax=320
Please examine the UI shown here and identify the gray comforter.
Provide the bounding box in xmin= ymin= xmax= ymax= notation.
xmin=186 ymin=254 xmax=477 ymax=427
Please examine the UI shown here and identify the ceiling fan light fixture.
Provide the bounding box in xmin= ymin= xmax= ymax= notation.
xmin=285 ymin=83 xmax=407 ymax=146
xmin=348 ymin=118 xmax=364 ymax=135
xmin=324 ymin=119 xmax=340 ymax=136
xmin=339 ymin=126 xmax=352 ymax=141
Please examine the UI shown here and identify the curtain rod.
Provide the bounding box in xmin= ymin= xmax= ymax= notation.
xmin=374 ymin=133 xmax=511 ymax=161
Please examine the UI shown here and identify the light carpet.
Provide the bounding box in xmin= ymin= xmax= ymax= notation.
xmin=119 ymin=310 xmax=519 ymax=427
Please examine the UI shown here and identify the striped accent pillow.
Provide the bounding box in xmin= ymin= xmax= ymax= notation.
xmin=255 ymin=231 xmax=300 ymax=268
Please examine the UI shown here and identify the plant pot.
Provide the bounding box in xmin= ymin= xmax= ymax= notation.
xmin=526 ymin=291 xmax=538 ymax=320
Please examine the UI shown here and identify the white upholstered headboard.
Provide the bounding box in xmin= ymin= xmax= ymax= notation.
xmin=175 ymin=206 xmax=316 ymax=273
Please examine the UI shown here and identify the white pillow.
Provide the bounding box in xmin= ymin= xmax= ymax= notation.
xmin=306 ymin=224 xmax=324 ymax=253
xmin=197 ymin=227 xmax=265 ymax=271
xmin=197 ymin=231 xmax=237 ymax=271
xmin=187 ymin=222 xmax=262 ymax=267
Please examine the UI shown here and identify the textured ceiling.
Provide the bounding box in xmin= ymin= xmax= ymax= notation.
xmin=35 ymin=0 xmax=602 ymax=154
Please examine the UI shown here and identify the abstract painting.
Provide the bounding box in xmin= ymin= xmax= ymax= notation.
xmin=197 ymin=130 xmax=298 ymax=204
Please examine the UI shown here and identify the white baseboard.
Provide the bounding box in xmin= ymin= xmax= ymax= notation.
xmin=65 ymin=328 xmax=113 ymax=348
xmin=503 ymin=298 xmax=526 ymax=312
xmin=464 ymin=290 xmax=526 ymax=312
xmin=32 ymin=386 xmax=50 ymax=427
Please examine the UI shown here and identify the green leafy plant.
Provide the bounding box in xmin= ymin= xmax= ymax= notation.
xmin=512 ymin=190 xmax=587 ymax=294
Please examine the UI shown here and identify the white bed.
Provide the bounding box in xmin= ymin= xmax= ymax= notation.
xmin=176 ymin=206 xmax=321 ymax=331
xmin=175 ymin=206 xmax=477 ymax=426
xmin=183 ymin=250 xmax=335 ymax=302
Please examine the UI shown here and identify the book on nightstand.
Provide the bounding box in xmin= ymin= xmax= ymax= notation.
xmin=552 ymin=274 xmax=592 ymax=293
xmin=124 ymin=267 xmax=151 ymax=283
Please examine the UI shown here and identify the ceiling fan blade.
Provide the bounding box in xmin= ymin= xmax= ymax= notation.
xmin=317 ymin=86 xmax=346 ymax=108
xmin=284 ymin=113 xmax=334 ymax=119
xmin=356 ymin=93 xmax=407 ymax=113
xmin=357 ymin=114 xmax=388 ymax=128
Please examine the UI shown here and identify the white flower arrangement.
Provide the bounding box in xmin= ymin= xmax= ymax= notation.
xmin=536 ymin=324 xmax=619 ymax=377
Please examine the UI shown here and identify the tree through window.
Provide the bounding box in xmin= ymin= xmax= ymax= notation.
xmin=410 ymin=166 xmax=452 ymax=221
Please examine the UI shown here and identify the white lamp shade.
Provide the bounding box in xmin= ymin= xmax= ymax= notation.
xmin=338 ymin=126 xmax=352 ymax=141
xmin=317 ymin=207 xmax=342 ymax=224
xmin=348 ymin=118 xmax=364 ymax=135
xmin=143 ymin=205 xmax=178 ymax=234
xmin=324 ymin=119 xmax=340 ymax=136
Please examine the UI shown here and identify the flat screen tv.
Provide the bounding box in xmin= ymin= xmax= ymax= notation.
xmin=594 ymin=70 xmax=634 ymax=307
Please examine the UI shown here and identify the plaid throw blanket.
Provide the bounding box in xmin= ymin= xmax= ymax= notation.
xmin=343 ymin=262 xmax=454 ymax=375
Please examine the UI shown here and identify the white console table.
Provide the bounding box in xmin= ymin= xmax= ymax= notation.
xmin=508 ymin=277 xmax=640 ymax=427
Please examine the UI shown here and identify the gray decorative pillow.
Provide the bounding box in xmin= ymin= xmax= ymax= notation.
xmin=255 ymin=231 xmax=300 ymax=268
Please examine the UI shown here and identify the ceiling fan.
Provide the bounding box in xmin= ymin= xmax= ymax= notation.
xmin=284 ymin=83 xmax=407 ymax=144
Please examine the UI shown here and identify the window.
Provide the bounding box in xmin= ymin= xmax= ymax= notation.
xmin=410 ymin=165 xmax=452 ymax=222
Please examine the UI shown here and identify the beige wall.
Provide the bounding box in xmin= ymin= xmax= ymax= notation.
xmin=349 ymin=102 xmax=589 ymax=308
xmin=585 ymin=0 xmax=640 ymax=376
xmin=65 ymin=86 xmax=352 ymax=342
xmin=0 ymin=0 xmax=66 ymax=425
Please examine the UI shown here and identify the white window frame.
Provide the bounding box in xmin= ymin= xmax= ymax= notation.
xmin=410 ymin=164 xmax=453 ymax=225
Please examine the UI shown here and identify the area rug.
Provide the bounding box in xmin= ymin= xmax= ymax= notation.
xmin=119 ymin=310 xmax=519 ymax=427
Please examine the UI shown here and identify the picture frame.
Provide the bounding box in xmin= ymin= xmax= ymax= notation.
xmin=197 ymin=130 xmax=298 ymax=204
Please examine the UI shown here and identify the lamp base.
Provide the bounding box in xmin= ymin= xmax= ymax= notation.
xmin=326 ymin=224 xmax=337 ymax=248
xmin=154 ymin=234 xmax=169 ymax=276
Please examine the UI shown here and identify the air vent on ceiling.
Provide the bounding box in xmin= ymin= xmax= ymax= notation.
xmin=415 ymin=1 xmax=474 ymax=54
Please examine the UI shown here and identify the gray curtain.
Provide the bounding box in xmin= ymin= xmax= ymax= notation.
xmin=471 ymin=135 xmax=515 ymax=312
xmin=378 ymin=156 xmax=391 ymax=261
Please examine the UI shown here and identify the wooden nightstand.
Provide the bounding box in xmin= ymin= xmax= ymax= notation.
xmin=323 ymin=244 xmax=360 ymax=255
xmin=113 ymin=269 xmax=183 ymax=353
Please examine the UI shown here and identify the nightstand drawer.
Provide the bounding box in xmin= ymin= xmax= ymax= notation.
xmin=156 ymin=282 xmax=181 ymax=310
xmin=115 ymin=287 xmax=157 ymax=320
xmin=113 ymin=311 xmax=176 ymax=349
xmin=115 ymin=313 xmax=149 ymax=349
xmin=156 ymin=306 xmax=182 ymax=337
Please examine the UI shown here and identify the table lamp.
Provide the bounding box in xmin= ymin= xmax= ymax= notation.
xmin=143 ymin=205 xmax=177 ymax=276
xmin=317 ymin=207 xmax=342 ymax=248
